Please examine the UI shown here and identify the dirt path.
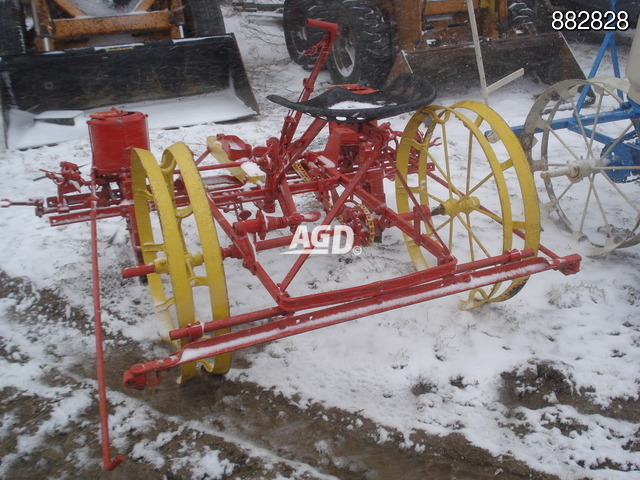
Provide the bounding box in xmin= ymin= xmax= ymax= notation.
xmin=0 ymin=270 xmax=560 ymax=479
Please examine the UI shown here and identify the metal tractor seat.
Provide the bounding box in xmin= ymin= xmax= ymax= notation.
xmin=267 ymin=74 xmax=437 ymax=122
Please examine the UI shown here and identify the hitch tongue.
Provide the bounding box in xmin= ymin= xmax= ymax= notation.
xmin=1 ymin=197 xmax=45 ymax=212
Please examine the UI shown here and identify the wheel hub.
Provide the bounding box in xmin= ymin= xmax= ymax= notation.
xmin=541 ymin=158 xmax=594 ymax=183
xmin=435 ymin=196 xmax=481 ymax=217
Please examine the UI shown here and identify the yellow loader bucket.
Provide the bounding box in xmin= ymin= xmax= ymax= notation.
xmin=389 ymin=32 xmax=585 ymax=94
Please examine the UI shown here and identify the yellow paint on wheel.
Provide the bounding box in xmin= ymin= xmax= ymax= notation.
xmin=130 ymin=143 xmax=232 ymax=382
xmin=395 ymin=101 xmax=540 ymax=309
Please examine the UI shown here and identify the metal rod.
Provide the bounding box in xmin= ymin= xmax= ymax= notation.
xmin=467 ymin=0 xmax=489 ymax=104
xmin=169 ymin=306 xmax=287 ymax=340
xmin=89 ymin=182 xmax=124 ymax=470
xmin=278 ymin=146 xmax=379 ymax=291
xmin=466 ymin=0 xmax=523 ymax=103
xmin=124 ymin=251 xmax=581 ymax=389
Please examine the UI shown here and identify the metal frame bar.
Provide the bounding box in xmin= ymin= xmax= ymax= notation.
xmin=123 ymin=249 xmax=580 ymax=390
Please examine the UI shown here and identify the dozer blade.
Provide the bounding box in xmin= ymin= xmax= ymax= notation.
xmin=390 ymin=32 xmax=584 ymax=95
xmin=0 ymin=34 xmax=259 ymax=149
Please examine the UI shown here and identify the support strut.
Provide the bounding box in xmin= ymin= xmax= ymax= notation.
xmin=123 ymin=250 xmax=580 ymax=390
xmin=89 ymin=182 xmax=124 ymax=470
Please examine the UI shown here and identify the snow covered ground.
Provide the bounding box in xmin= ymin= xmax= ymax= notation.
xmin=0 ymin=7 xmax=638 ymax=480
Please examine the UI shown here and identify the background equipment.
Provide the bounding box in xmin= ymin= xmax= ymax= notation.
xmin=0 ymin=0 xmax=259 ymax=149
xmin=281 ymin=0 xmax=585 ymax=90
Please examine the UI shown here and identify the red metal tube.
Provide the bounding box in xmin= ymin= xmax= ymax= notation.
xmin=121 ymin=263 xmax=156 ymax=279
xmin=123 ymin=252 xmax=581 ymax=390
xmin=169 ymin=306 xmax=286 ymax=341
xmin=89 ymin=182 xmax=125 ymax=470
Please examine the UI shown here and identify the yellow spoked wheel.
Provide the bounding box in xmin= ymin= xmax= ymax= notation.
xmin=395 ymin=101 xmax=541 ymax=309
xmin=131 ymin=142 xmax=231 ymax=382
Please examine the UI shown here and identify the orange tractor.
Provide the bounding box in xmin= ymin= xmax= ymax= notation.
xmin=282 ymin=0 xmax=584 ymax=90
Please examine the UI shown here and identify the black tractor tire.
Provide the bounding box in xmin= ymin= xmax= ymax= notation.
xmin=508 ymin=0 xmax=539 ymax=33
xmin=183 ymin=0 xmax=226 ymax=37
xmin=283 ymin=0 xmax=331 ymax=68
xmin=325 ymin=0 xmax=394 ymax=88
xmin=0 ymin=0 xmax=26 ymax=56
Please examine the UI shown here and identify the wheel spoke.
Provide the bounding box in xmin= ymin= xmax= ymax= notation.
xmin=142 ymin=242 xmax=164 ymax=253
xmin=455 ymin=213 xmax=493 ymax=259
xmin=155 ymin=296 xmax=176 ymax=312
xmin=432 ymin=215 xmax=454 ymax=234
xmin=549 ymin=127 xmax=583 ymax=163
xmin=176 ymin=205 xmax=193 ymax=219
xmin=599 ymin=122 xmax=634 ymax=160
xmin=476 ymin=205 xmax=507 ymax=225
xmin=577 ymin=173 xmax=596 ymax=234
xmin=466 ymin=128 xmax=474 ymax=193
xmin=135 ymin=188 xmax=154 ymax=201
xmin=599 ymin=169 xmax=640 ymax=215
xmin=467 ymin=170 xmax=497 ymax=197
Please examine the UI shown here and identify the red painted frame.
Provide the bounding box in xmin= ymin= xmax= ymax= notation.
xmin=15 ymin=19 xmax=581 ymax=388
xmin=2 ymin=20 xmax=580 ymax=470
